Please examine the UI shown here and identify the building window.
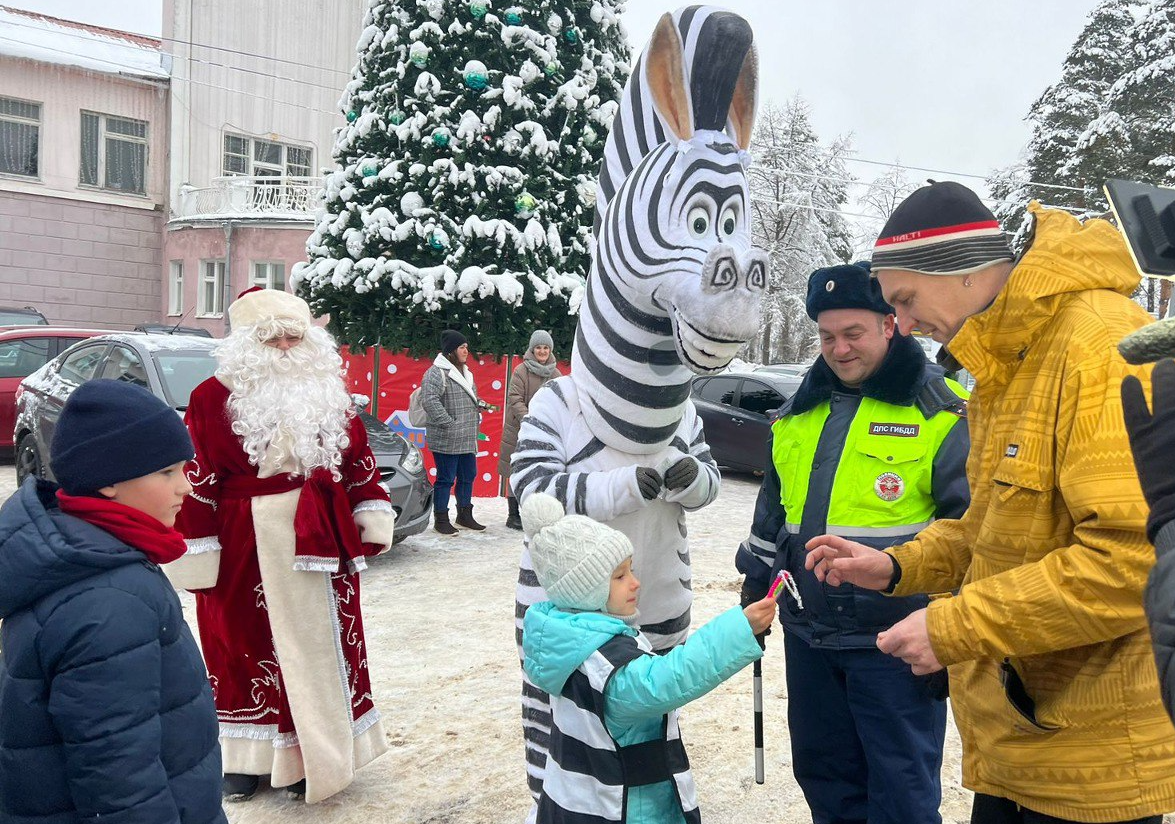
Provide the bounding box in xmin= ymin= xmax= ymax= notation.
xmin=197 ymin=260 xmax=225 ymax=317
xmin=222 ymin=133 xmax=313 ymax=178
xmin=0 ymin=97 xmax=40 ymax=178
xmin=168 ymin=261 xmax=184 ymax=315
xmin=251 ymin=261 xmax=285 ymax=290
xmin=80 ymin=111 xmax=148 ymax=194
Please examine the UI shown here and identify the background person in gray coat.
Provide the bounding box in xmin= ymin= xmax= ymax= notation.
xmin=422 ymin=329 xmax=497 ymax=535
xmin=499 ymin=330 xmax=561 ymax=530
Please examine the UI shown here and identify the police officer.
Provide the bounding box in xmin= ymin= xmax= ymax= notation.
xmin=736 ymin=261 xmax=969 ymax=824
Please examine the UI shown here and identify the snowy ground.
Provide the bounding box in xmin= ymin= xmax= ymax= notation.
xmin=1 ymin=461 xmax=1170 ymax=824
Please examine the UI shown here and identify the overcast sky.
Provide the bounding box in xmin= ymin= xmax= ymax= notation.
xmin=8 ymin=0 xmax=1099 ymax=202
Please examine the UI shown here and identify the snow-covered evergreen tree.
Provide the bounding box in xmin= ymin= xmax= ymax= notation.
xmin=1080 ymin=0 xmax=1175 ymax=187
xmin=852 ymin=163 xmax=918 ymax=258
xmin=293 ymin=0 xmax=630 ymax=355
xmin=745 ymin=97 xmax=853 ymax=363
xmin=989 ymin=0 xmax=1135 ymax=225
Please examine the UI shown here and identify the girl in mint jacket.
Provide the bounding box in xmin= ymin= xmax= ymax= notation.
xmin=519 ymin=493 xmax=774 ymax=823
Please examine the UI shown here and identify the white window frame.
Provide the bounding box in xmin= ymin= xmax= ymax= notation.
xmin=0 ymin=95 xmax=41 ymax=180
xmin=222 ymin=132 xmax=313 ymax=178
xmin=167 ymin=260 xmax=184 ymax=316
xmin=251 ymin=261 xmax=285 ymax=290
xmin=197 ymin=259 xmax=225 ymax=318
xmin=80 ymin=110 xmax=149 ymax=195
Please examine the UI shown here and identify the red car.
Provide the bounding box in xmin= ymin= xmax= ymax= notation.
xmin=0 ymin=327 xmax=115 ymax=451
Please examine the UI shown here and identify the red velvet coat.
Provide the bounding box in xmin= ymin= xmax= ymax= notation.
xmin=175 ymin=377 xmax=390 ymax=793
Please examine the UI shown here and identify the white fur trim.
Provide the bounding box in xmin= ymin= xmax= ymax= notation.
xmin=228 ymin=288 xmax=312 ymax=328
xmin=291 ymin=558 xmax=342 ymax=573
xmin=251 ymin=489 xmax=386 ymax=802
xmin=352 ymin=499 xmax=393 ymax=514
xmin=354 ymin=508 xmax=395 ymax=553
xmin=347 ymin=556 xmax=368 ymax=574
xmin=163 ymin=544 xmax=220 ymax=591
xmin=184 ymin=536 xmax=221 ymax=555
xmin=220 ymin=722 xmax=280 ymax=741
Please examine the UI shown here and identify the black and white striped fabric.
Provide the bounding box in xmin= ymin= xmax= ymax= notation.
xmin=513 ymin=5 xmax=765 ymax=809
xmin=537 ymin=632 xmax=700 ymax=824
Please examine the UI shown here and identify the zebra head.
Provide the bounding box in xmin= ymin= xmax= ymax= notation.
xmin=572 ymin=8 xmax=766 ymax=453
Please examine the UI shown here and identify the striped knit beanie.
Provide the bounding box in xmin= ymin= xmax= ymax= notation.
xmin=872 ymin=181 xmax=1014 ymax=276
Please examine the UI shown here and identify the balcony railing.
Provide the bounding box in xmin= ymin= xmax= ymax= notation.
xmin=174 ymin=175 xmax=324 ymax=220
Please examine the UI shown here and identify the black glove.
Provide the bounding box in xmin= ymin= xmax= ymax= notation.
xmin=634 ymin=466 xmax=663 ymax=500
xmin=1122 ymin=359 xmax=1175 ymax=541
xmin=739 ymin=577 xmax=772 ymax=649
xmin=664 ymin=457 xmax=699 ymax=490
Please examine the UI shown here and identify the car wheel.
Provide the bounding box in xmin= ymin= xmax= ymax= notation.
xmin=15 ymin=433 xmax=41 ymax=487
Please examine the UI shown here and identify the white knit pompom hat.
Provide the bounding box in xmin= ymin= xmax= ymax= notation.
xmin=522 ymin=493 xmax=634 ymax=612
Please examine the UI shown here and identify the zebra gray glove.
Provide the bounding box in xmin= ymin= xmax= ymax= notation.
xmin=634 ymin=466 xmax=663 ymax=500
xmin=664 ymin=457 xmax=699 ymax=490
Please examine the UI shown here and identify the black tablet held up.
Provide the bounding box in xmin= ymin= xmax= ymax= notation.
xmin=1105 ymin=178 xmax=1175 ymax=277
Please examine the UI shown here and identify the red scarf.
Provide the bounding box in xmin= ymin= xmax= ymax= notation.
xmin=56 ymin=491 xmax=188 ymax=565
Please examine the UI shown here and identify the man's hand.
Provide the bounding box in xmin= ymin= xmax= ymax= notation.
xmin=743 ymin=595 xmax=777 ymax=637
xmin=634 ymin=466 xmax=664 ymax=500
xmin=876 ymin=609 xmax=943 ymax=675
xmin=1122 ymin=359 xmax=1175 ymax=540
xmin=804 ymin=535 xmax=895 ymax=590
xmin=663 ymin=457 xmax=699 ymax=490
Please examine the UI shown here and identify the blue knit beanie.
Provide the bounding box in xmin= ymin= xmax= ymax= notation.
xmin=51 ymin=380 xmax=194 ymax=495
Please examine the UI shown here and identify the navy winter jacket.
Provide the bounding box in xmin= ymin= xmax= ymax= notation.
xmin=0 ymin=479 xmax=225 ymax=824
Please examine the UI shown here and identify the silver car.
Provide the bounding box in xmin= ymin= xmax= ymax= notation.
xmin=14 ymin=333 xmax=432 ymax=544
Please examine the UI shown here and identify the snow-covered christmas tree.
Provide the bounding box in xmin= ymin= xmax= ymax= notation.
xmin=293 ymin=0 xmax=630 ymax=355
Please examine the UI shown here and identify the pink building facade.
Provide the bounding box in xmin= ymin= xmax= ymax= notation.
xmin=0 ymin=8 xmax=170 ymax=329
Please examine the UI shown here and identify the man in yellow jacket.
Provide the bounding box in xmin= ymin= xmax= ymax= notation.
xmin=807 ymin=181 xmax=1175 ymax=824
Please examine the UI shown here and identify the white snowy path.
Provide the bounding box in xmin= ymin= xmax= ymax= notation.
xmin=3 ymin=463 xmax=1169 ymax=823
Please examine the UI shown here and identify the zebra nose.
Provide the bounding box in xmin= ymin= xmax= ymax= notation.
xmin=705 ymin=253 xmax=739 ymax=292
xmin=743 ymin=255 xmax=767 ymax=293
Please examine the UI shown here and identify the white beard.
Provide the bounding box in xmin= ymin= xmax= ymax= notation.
xmin=215 ymin=325 xmax=353 ymax=478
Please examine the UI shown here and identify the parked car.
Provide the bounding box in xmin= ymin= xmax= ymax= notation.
xmin=755 ymin=362 xmax=810 ymax=377
xmin=692 ymin=371 xmax=803 ymax=473
xmin=0 ymin=306 xmax=48 ymax=326
xmin=133 ymin=323 xmax=215 ymax=337
xmin=0 ymin=326 xmax=116 ymax=452
xmin=14 ymin=334 xmax=432 ymax=544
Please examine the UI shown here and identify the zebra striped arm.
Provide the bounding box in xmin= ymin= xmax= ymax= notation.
xmin=509 ymin=382 xmax=649 ymax=520
xmin=736 ymin=441 xmax=785 ymax=587
xmin=662 ymin=410 xmax=721 ymax=513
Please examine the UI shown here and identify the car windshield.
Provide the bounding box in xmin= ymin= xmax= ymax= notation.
xmin=0 ymin=310 xmax=45 ymax=326
xmin=154 ymin=350 xmax=218 ymax=409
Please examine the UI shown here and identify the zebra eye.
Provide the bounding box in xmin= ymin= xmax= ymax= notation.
xmin=719 ymin=205 xmax=738 ymax=238
xmin=687 ymin=206 xmax=710 ymax=239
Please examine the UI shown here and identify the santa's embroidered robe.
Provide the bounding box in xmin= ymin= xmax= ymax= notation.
xmin=169 ymin=377 xmax=394 ymax=803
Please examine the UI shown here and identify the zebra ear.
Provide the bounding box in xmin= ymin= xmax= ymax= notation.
xmin=646 ymin=13 xmax=693 ymax=143
xmin=728 ymin=43 xmax=758 ymax=150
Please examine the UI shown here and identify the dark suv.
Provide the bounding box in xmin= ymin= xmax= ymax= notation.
xmin=15 ymin=334 xmax=433 ymax=544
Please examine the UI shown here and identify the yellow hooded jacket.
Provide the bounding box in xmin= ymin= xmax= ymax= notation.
xmin=888 ymin=205 xmax=1175 ymax=822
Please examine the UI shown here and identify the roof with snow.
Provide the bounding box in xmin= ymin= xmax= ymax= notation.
xmin=0 ymin=5 xmax=167 ymax=79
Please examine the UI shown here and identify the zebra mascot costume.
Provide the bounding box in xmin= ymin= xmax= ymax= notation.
xmin=511 ymin=5 xmax=767 ymax=807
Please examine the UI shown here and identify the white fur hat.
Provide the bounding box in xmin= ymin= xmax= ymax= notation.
xmin=522 ymin=493 xmax=633 ymax=612
xmin=228 ymin=287 xmax=313 ymax=330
